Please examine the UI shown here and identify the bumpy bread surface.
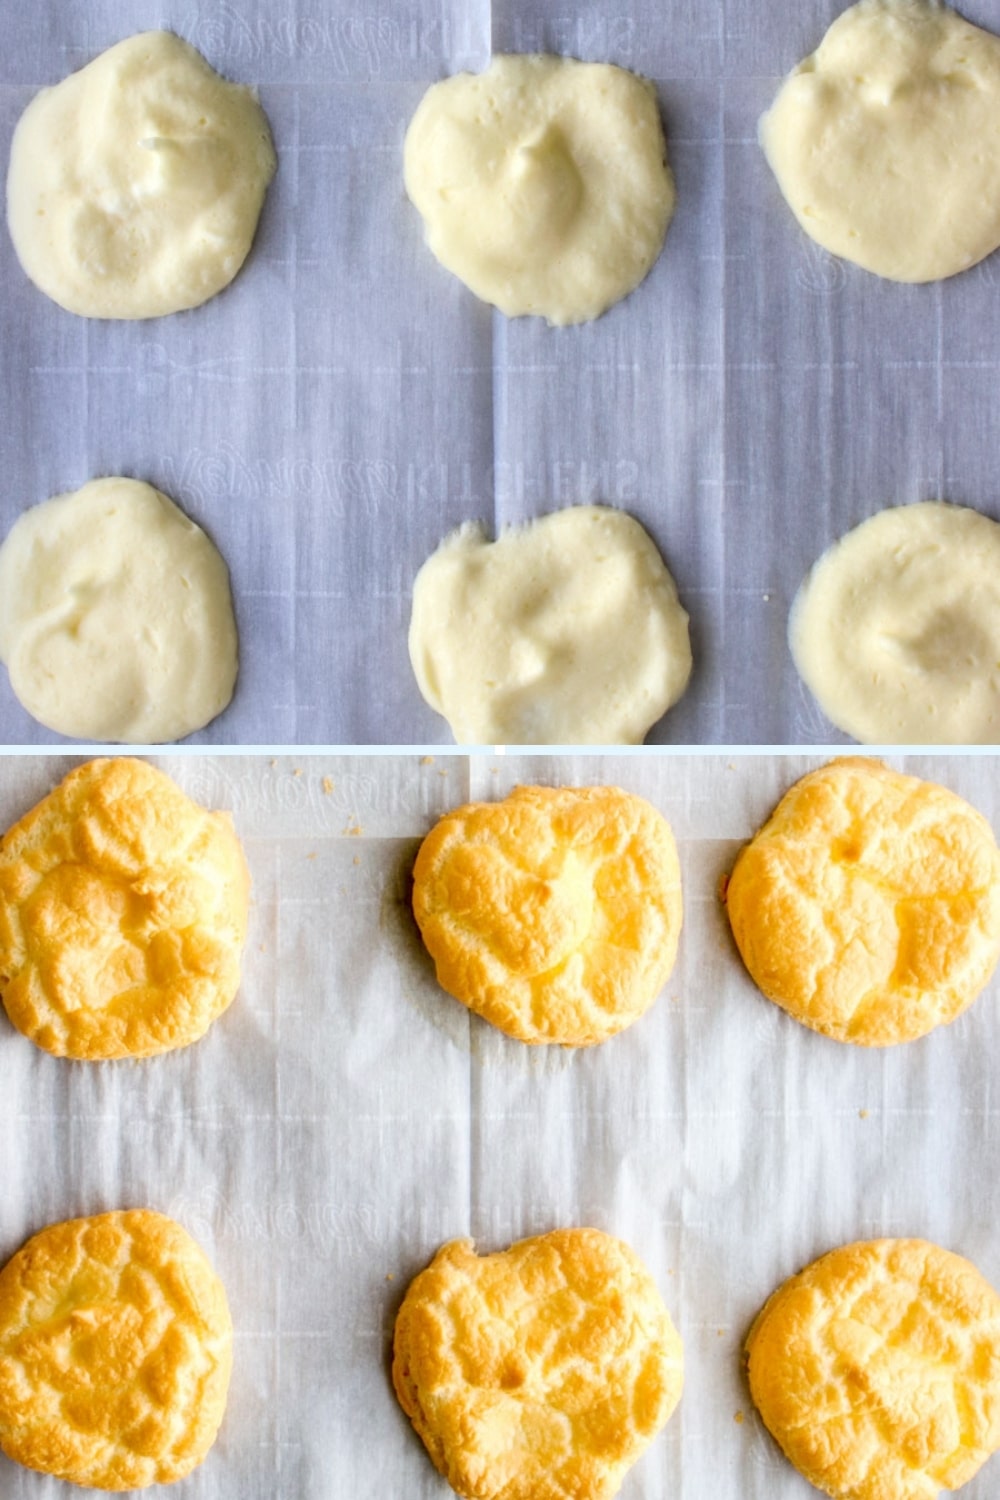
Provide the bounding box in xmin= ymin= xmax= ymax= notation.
xmin=412 ymin=785 xmax=682 ymax=1045
xmin=746 ymin=1238 xmax=1000 ymax=1500
xmin=724 ymin=758 xmax=1000 ymax=1045
xmin=0 ymin=757 xmax=250 ymax=1058
xmin=0 ymin=1209 xmax=233 ymax=1490
xmin=392 ymin=1229 xmax=683 ymax=1500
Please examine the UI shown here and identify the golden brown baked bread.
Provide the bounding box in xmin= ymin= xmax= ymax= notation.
xmin=723 ymin=758 xmax=1000 ymax=1045
xmin=746 ymin=1238 xmax=1000 ymax=1500
xmin=392 ymin=1229 xmax=683 ymax=1500
xmin=411 ymin=784 xmax=682 ymax=1045
xmin=0 ymin=757 xmax=250 ymax=1059
xmin=0 ymin=1209 xmax=233 ymax=1490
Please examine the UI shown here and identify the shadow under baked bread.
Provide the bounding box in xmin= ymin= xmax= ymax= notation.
xmin=380 ymin=839 xmax=473 ymax=1053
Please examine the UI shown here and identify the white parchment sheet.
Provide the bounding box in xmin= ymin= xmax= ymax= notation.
xmin=2 ymin=0 xmax=1000 ymax=745
xmin=0 ymin=750 xmax=998 ymax=1498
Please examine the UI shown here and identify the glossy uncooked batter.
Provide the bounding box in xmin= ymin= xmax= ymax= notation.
xmin=405 ymin=54 xmax=674 ymax=324
xmin=409 ymin=506 xmax=692 ymax=745
xmin=0 ymin=477 xmax=238 ymax=742
xmin=790 ymin=502 xmax=1000 ymax=744
xmin=7 ymin=30 xmax=276 ymax=318
xmin=761 ymin=0 xmax=1000 ymax=281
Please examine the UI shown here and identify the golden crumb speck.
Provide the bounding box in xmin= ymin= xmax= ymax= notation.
xmin=322 ymin=777 xmax=334 ymax=794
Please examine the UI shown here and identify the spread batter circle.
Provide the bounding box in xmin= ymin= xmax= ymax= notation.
xmin=0 ymin=476 xmax=239 ymax=744
xmin=404 ymin=53 xmax=675 ymax=324
xmin=790 ymin=501 xmax=1000 ymax=745
xmin=6 ymin=30 xmax=276 ymax=318
xmin=408 ymin=506 xmax=692 ymax=745
xmin=760 ymin=0 xmax=1000 ymax=282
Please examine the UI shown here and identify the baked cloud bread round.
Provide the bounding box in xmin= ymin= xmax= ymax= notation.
xmin=0 ymin=1210 xmax=232 ymax=1490
xmin=724 ymin=759 xmax=1000 ymax=1046
xmin=0 ymin=757 xmax=250 ymax=1059
xmin=412 ymin=784 xmax=682 ymax=1046
xmin=6 ymin=30 xmax=276 ymax=319
xmin=392 ymin=1229 xmax=683 ymax=1500
xmin=746 ymin=1238 xmax=1000 ymax=1500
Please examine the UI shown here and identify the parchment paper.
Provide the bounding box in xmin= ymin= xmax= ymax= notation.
xmin=1 ymin=750 xmax=998 ymax=1498
xmin=2 ymin=0 xmax=999 ymax=745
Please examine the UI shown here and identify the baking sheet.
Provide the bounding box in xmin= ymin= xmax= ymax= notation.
xmin=1 ymin=749 xmax=999 ymax=1498
xmin=2 ymin=0 xmax=999 ymax=745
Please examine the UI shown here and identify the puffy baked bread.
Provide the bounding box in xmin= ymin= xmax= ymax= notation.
xmin=746 ymin=1238 xmax=1000 ymax=1500
xmin=0 ymin=757 xmax=250 ymax=1059
xmin=392 ymin=1229 xmax=683 ymax=1500
xmin=411 ymin=784 xmax=682 ymax=1045
xmin=723 ymin=758 xmax=1000 ymax=1045
xmin=0 ymin=1209 xmax=233 ymax=1491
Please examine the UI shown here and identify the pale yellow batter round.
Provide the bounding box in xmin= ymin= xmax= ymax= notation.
xmin=7 ymin=30 xmax=276 ymax=318
xmin=761 ymin=0 xmax=1000 ymax=282
xmin=0 ymin=477 xmax=238 ymax=744
xmin=790 ymin=502 xmax=1000 ymax=745
xmin=405 ymin=54 xmax=674 ymax=324
xmin=408 ymin=506 xmax=692 ymax=745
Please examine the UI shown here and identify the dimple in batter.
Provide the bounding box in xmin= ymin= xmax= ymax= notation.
xmin=405 ymin=54 xmax=675 ymax=325
xmin=0 ymin=477 xmax=239 ymax=743
xmin=790 ymin=501 xmax=1000 ymax=744
xmin=6 ymin=30 xmax=276 ymax=318
xmin=408 ymin=506 xmax=693 ymax=745
xmin=761 ymin=0 xmax=1000 ymax=282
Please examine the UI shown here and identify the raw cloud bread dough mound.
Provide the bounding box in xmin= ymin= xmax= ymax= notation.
xmin=760 ymin=0 xmax=1000 ymax=282
xmin=404 ymin=53 xmax=674 ymax=324
xmin=6 ymin=30 xmax=276 ymax=318
xmin=0 ymin=757 xmax=250 ymax=1059
xmin=412 ymin=784 xmax=682 ymax=1045
xmin=724 ymin=758 xmax=1000 ymax=1045
xmin=392 ymin=1229 xmax=684 ymax=1500
xmin=0 ymin=1210 xmax=232 ymax=1490
xmin=746 ymin=1238 xmax=1000 ymax=1500
xmin=790 ymin=502 xmax=1000 ymax=745
xmin=408 ymin=506 xmax=692 ymax=745
xmin=0 ymin=477 xmax=238 ymax=743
